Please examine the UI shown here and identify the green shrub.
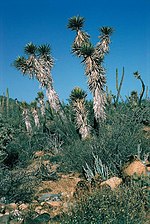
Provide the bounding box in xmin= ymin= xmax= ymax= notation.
xmin=59 ymin=103 xmax=150 ymax=175
xmin=0 ymin=166 xmax=38 ymax=203
xmin=61 ymin=185 xmax=148 ymax=223
xmin=0 ymin=116 xmax=14 ymax=151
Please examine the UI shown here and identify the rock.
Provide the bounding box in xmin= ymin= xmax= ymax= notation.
xmin=35 ymin=206 xmax=42 ymax=214
xmin=38 ymin=210 xmax=50 ymax=215
xmin=18 ymin=203 xmax=29 ymax=210
xmin=38 ymin=193 xmax=62 ymax=202
xmin=45 ymin=201 xmax=62 ymax=208
xmin=123 ymin=160 xmax=147 ymax=177
xmin=34 ymin=151 xmax=44 ymax=157
xmin=100 ymin=177 xmax=122 ymax=190
xmin=145 ymin=161 xmax=150 ymax=174
xmin=41 ymin=202 xmax=45 ymax=206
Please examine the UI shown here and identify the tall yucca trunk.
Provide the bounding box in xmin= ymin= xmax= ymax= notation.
xmin=46 ymin=84 xmax=61 ymax=113
xmin=31 ymin=108 xmax=40 ymax=127
xmin=22 ymin=109 xmax=32 ymax=133
xmin=38 ymin=58 xmax=62 ymax=113
xmin=73 ymin=100 xmax=90 ymax=140
xmin=27 ymin=56 xmax=50 ymax=87
xmin=95 ymin=36 xmax=110 ymax=58
xmin=74 ymin=30 xmax=89 ymax=46
xmin=38 ymin=98 xmax=45 ymax=117
xmin=93 ymin=87 xmax=106 ymax=121
xmin=85 ymin=58 xmax=106 ymax=121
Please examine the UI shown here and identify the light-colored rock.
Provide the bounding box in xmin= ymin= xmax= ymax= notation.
xmin=45 ymin=201 xmax=62 ymax=207
xmin=41 ymin=202 xmax=45 ymax=206
xmin=145 ymin=160 xmax=150 ymax=174
xmin=18 ymin=203 xmax=29 ymax=210
xmin=100 ymin=177 xmax=122 ymax=190
xmin=35 ymin=206 xmax=42 ymax=214
xmin=123 ymin=160 xmax=147 ymax=176
xmin=38 ymin=193 xmax=61 ymax=202
xmin=34 ymin=151 xmax=44 ymax=157
xmin=39 ymin=210 xmax=49 ymax=215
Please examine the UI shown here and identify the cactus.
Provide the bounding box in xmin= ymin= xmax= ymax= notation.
xmin=6 ymin=88 xmax=9 ymax=116
xmin=116 ymin=68 xmax=119 ymax=91
xmin=1 ymin=94 xmax=5 ymax=113
xmin=145 ymin=86 xmax=149 ymax=99
xmin=106 ymin=86 xmax=113 ymax=105
xmin=114 ymin=67 xmax=125 ymax=106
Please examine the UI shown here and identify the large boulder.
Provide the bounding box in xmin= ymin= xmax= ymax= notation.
xmin=100 ymin=177 xmax=123 ymax=190
xmin=123 ymin=159 xmax=149 ymax=177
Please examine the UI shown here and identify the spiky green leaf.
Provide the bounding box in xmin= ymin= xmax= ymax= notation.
xmin=67 ymin=16 xmax=85 ymax=31
xmin=100 ymin=27 xmax=114 ymax=36
xmin=24 ymin=42 xmax=37 ymax=55
xmin=70 ymin=87 xmax=87 ymax=102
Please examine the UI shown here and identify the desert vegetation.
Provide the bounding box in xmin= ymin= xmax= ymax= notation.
xmin=0 ymin=16 xmax=150 ymax=224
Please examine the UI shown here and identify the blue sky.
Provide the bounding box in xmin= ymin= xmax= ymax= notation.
xmin=0 ymin=0 xmax=149 ymax=103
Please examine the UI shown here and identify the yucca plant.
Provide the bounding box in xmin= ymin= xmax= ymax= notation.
xmin=36 ymin=91 xmax=45 ymax=117
xmin=96 ymin=26 xmax=114 ymax=58
xmin=70 ymin=87 xmax=91 ymax=140
xmin=67 ymin=16 xmax=90 ymax=54
xmin=21 ymin=101 xmax=32 ymax=133
xmin=30 ymin=101 xmax=40 ymax=128
xmin=83 ymin=153 xmax=109 ymax=183
xmin=68 ymin=16 xmax=113 ymax=121
xmin=14 ymin=43 xmax=61 ymax=113
xmin=78 ymin=42 xmax=107 ymax=121
xmin=13 ymin=56 xmax=30 ymax=76
xmin=129 ymin=91 xmax=139 ymax=106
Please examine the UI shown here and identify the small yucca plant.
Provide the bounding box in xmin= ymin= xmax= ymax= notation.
xmin=70 ymin=87 xmax=91 ymax=140
xmin=36 ymin=92 xmax=45 ymax=116
xmin=30 ymin=101 xmax=40 ymax=128
xmin=21 ymin=101 xmax=32 ymax=133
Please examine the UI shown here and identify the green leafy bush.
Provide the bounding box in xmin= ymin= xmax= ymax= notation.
xmin=0 ymin=166 xmax=38 ymax=203
xmin=61 ymin=185 xmax=148 ymax=223
xmin=59 ymin=103 xmax=150 ymax=175
xmin=0 ymin=116 xmax=14 ymax=151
